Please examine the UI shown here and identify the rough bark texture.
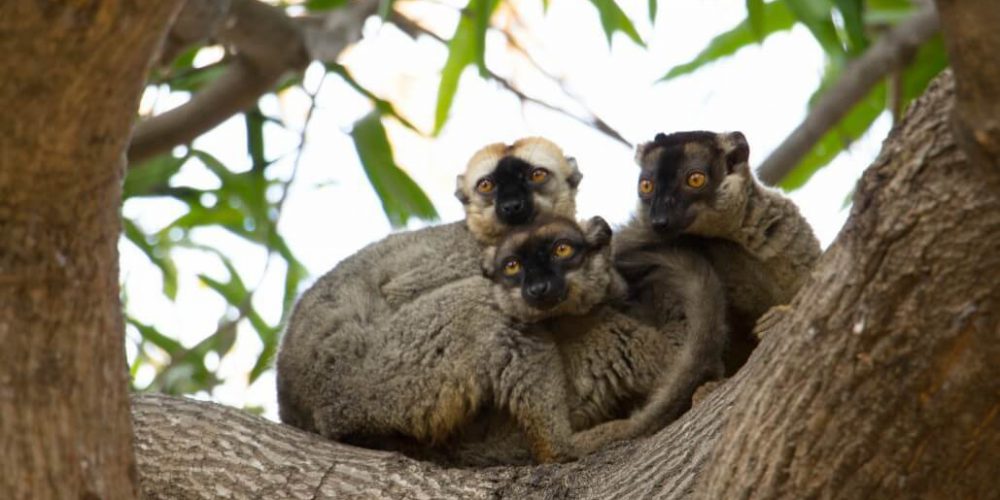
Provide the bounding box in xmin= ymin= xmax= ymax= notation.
xmin=131 ymin=71 xmax=1000 ymax=499
xmin=0 ymin=1 xmax=181 ymax=498
xmin=934 ymin=0 xmax=1000 ymax=167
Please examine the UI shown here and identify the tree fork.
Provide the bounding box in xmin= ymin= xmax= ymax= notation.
xmin=0 ymin=1 xmax=182 ymax=498
xmin=131 ymin=72 xmax=1000 ymax=498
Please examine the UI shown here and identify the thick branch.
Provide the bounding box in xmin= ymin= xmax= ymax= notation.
xmin=128 ymin=0 xmax=377 ymax=164
xmin=133 ymin=72 xmax=999 ymax=499
xmin=934 ymin=0 xmax=1000 ymax=166
xmin=756 ymin=7 xmax=939 ymax=185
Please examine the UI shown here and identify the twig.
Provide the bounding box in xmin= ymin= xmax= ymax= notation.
xmin=756 ymin=7 xmax=939 ymax=185
xmin=390 ymin=11 xmax=631 ymax=147
xmin=129 ymin=0 xmax=377 ymax=165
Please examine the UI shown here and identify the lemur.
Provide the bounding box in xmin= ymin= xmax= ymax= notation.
xmin=276 ymin=138 xmax=584 ymax=454
xmin=615 ymin=131 xmax=821 ymax=372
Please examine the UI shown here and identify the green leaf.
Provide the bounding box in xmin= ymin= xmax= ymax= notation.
xmin=434 ymin=5 xmax=479 ymax=135
xmin=249 ymin=335 xmax=278 ymax=384
xmin=327 ymin=63 xmax=422 ymax=134
xmin=779 ymin=83 xmax=886 ymax=190
xmin=899 ymin=36 xmax=948 ymax=111
xmin=198 ymin=256 xmax=249 ymax=307
xmin=832 ymin=0 xmax=867 ymax=54
xmin=123 ymin=219 xmax=179 ymax=300
xmin=648 ymin=0 xmax=657 ymax=22
xmin=245 ymin=109 xmax=267 ymax=172
xmin=746 ymin=0 xmax=765 ymax=41
xmin=783 ymin=0 xmax=845 ymax=61
xmin=378 ymin=0 xmax=395 ymax=19
xmin=167 ymin=64 xmax=226 ymax=93
xmin=305 ymin=0 xmax=346 ymax=11
xmin=124 ymin=153 xmax=187 ymax=198
xmin=473 ymin=0 xmax=501 ymax=76
xmin=659 ymin=1 xmax=795 ymax=81
xmin=171 ymin=45 xmax=202 ymax=71
xmin=586 ymin=0 xmax=644 ymax=47
xmin=351 ymin=112 xmax=438 ymax=227
xmin=128 ymin=317 xmax=184 ymax=357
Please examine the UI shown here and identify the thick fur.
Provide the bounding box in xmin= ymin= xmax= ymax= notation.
xmin=456 ymin=137 xmax=582 ymax=244
xmin=440 ymin=217 xmax=729 ymax=463
xmin=622 ymin=131 xmax=822 ymax=371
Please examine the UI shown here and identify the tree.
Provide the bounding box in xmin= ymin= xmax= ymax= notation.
xmin=1 ymin=0 xmax=997 ymax=498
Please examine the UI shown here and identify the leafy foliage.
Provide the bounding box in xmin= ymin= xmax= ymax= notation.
xmin=660 ymin=0 xmax=945 ymax=189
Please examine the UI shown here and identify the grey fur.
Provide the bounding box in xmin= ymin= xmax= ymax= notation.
xmin=620 ymin=130 xmax=822 ymax=371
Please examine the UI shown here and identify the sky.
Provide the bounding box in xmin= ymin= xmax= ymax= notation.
xmin=122 ymin=0 xmax=892 ymax=420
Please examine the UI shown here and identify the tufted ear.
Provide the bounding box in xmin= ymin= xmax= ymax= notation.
xmin=565 ymin=157 xmax=583 ymax=188
xmin=454 ymin=174 xmax=470 ymax=204
xmin=583 ymin=216 xmax=612 ymax=248
xmin=480 ymin=245 xmax=497 ymax=278
xmin=722 ymin=131 xmax=749 ymax=173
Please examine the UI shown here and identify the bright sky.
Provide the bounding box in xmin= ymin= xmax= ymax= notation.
xmin=122 ymin=0 xmax=891 ymax=420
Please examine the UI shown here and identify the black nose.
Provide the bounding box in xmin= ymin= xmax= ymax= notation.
xmin=525 ymin=281 xmax=551 ymax=299
xmin=650 ymin=215 xmax=670 ymax=232
xmin=498 ymin=199 xmax=527 ymax=217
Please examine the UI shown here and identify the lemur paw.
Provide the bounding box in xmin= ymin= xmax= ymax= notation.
xmin=753 ymin=304 xmax=793 ymax=341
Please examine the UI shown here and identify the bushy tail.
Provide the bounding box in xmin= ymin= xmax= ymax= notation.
xmin=631 ymin=248 xmax=728 ymax=432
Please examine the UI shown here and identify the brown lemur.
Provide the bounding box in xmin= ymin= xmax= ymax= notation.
xmin=615 ymin=131 xmax=821 ymax=371
xmin=281 ymin=213 xmax=676 ymax=463
xmin=276 ymin=137 xmax=586 ymax=461
xmin=468 ymin=216 xmax=728 ymax=462
xmin=277 ymin=136 xmax=728 ymax=464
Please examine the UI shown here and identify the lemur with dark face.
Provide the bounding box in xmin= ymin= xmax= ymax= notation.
xmin=616 ymin=131 xmax=821 ymax=370
xmin=419 ymin=216 xmax=727 ymax=465
xmin=281 ymin=215 xmax=665 ymax=464
xmin=276 ymin=138 xmax=584 ymax=455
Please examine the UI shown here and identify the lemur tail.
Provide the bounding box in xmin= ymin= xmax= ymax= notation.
xmin=633 ymin=248 xmax=728 ymax=433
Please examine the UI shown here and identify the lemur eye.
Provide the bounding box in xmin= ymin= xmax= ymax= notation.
xmin=553 ymin=242 xmax=575 ymax=259
xmin=639 ymin=179 xmax=654 ymax=194
xmin=503 ymin=259 xmax=522 ymax=276
xmin=529 ymin=168 xmax=549 ymax=183
xmin=686 ymin=172 xmax=706 ymax=188
xmin=476 ymin=178 xmax=495 ymax=193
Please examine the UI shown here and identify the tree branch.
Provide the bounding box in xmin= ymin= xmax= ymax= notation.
xmin=934 ymin=0 xmax=1000 ymax=167
xmin=128 ymin=0 xmax=377 ymax=165
xmin=756 ymin=7 xmax=939 ymax=185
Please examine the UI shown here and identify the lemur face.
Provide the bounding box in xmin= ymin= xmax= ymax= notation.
xmin=634 ymin=131 xmax=749 ymax=236
xmin=457 ymin=137 xmax=583 ymax=244
xmin=487 ymin=217 xmax=620 ymax=322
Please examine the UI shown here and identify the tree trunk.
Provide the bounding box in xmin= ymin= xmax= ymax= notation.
xmin=0 ymin=2 xmax=181 ymax=498
xmin=131 ymin=70 xmax=1000 ymax=499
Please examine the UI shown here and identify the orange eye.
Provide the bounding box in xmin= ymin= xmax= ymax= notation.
xmin=553 ymin=242 xmax=575 ymax=259
xmin=686 ymin=172 xmax=706 ymax=188
xmin=639 ymin=179 xmax=654 ymax=194
xmin=476 ymin=178 xmax=495 ymax=193
xmin=503 ymin=259 xmax=522 ymax=276
xmin=530 ymin=168 xmax=549 ymax=183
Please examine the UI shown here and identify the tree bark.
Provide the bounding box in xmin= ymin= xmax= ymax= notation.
xmin=934 ymin=0 xmax=1000 ymax=167
xmin=131 ymin=71 xmax=1000 ymax=499
xmin=0 ymin=1 xmax=181 ymax=498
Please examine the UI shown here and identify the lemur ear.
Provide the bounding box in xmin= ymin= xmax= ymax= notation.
xmin=455 ymin=174 xmax=470 ymax=204
xmin=565 ymin=157 xmax=583 ymax=188
xmin=480 ymin=245 xmax=497 ymax=277
xmin=723 ymin=131 xmax=749 ymax=173
xmin=583 ymin=216 xmax=612 ymax=248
